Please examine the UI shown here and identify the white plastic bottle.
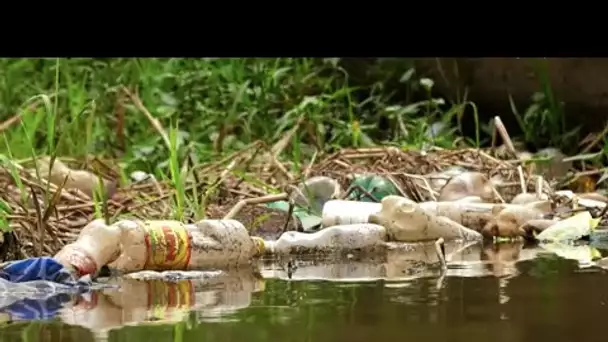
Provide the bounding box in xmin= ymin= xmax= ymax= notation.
xmin=321 ymin=200 xmax=382 ymax=227
xmin=269 ymin=223 xmax=388 ymax=255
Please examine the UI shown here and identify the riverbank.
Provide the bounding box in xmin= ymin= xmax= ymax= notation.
xmin=0 ymin=58 xmax=605 ymax=259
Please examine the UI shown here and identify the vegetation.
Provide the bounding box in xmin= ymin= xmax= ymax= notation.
xmin=0 ymin=58 xmax=600 ymax=226
xmin=0 ymin=58 xmax=590 ymax=168
xmin=0 ymin=58 xmax=475 ymax=171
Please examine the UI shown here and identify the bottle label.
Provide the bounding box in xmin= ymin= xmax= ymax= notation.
xmin=143 ymin=221 xmax=192 ymax=270
xmin=65 ymin=246 xmax=98 ymax=277
xmin=146 ymin=279 xmax=195 ymax=317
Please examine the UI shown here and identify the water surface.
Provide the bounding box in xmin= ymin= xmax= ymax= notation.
xmin=0 ymin=241 xmax=607 ymax=342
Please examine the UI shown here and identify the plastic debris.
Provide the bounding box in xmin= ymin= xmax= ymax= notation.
xmin=267 ymin=223 xmax=388 ymax=255
xmin=438 ymin=172 xmax=495 ymax=202
xmin=35 ymin=157 xmax=114 ymax=199
xmin=511 ymin=192 xmax=548 ymax=205
xmin=369 ymin=195 xmax=482 ymax=242
xmin=535 ymin=211 xmax=600 ymax=242
xmin=539 ymin=242 xmax=601 ymax=268
xmin=289 ymin=176 xmax=341 ymax=213
xmin=266 ymin=200 xmax=323 ymax=232
xmin=556 ymin=190 xmax=606 ymax=209
xmin=346 ymin=175 xmax=400 ymax=202
xmin=321 ymin=200 xmax=381 ymax=228
xmin=130 ymin=170 xmax=156 ymax=183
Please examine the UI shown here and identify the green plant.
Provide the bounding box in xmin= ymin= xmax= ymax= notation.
xmin=0 ymin=57 xmax=586 ymax=220
xmin=507 ymin=60 xmax=580 ymax=153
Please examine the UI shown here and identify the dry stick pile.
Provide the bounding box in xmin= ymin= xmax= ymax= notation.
xmin=309 ymin=147 xmax=536 ymax=202
xmin=0 ymin=161 xmax=166 ymax=259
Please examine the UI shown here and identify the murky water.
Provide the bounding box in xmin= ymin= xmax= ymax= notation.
xmin=1 ymin=241 xmax=608 ymax=342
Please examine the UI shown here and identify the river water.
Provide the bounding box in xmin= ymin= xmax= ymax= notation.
xmin=0 ymin=241 xmax=607 ymax=342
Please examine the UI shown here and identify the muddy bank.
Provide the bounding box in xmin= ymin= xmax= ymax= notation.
xmin=343 ymin=58 xmax=608 ymax=141
xmin=418 ymin=58 xmax=608 ymax=129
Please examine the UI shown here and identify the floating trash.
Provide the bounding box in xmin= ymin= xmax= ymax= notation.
xmin=267 ymin=223 xmax=388 ymax=255
xmin=535 ymin=211 xmax=600 ymax=242
xmin=266 ymin=200 xmax=323 ymax=232
xmin=346 ymin=175 xmax=400 ymax=202
xmin=370 ymin=195 xmax=482 ymax=242
xmin=290 ymin=176 xmax=341 ymax=213
xmin=321 ymin=200 xmax=381 ymax=228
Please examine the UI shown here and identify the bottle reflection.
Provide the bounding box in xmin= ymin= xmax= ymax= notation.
xmin=0 ymin=240 xmax=596 ymax=340
xmin=260 ymin=241 xmax=543 ymax=282
xmin=59 ymin=269 xmax=264 ymax=338
xmin=480 ymin=241 xmax=535 ymax=278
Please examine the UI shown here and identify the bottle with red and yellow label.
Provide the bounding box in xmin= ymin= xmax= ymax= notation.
xmin=109 ymin=220 xmax=264 ymax=272
xmin=55 ymin=219 xmax=266 ymax=277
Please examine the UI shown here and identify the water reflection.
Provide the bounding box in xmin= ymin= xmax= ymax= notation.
xmin=0 ymin=241 xmax=605 ymax=342
xmin=59 ymin=270 xmax=264 ymax=339
xmin=260 ymin=241 xmax=549 ymax=282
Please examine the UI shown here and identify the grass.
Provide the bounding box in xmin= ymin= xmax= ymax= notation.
xmin=0 ymin=58 xmax=597 ymax=223
xmin=508 ymin=59 xmax=581 ymax=151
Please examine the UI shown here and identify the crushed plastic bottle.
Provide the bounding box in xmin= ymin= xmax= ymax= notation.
xmin=535 ymin=211 xmax=600 ymax=242
xmin=290 ymin=176 xmax=341 ymax=213
xmin=369 ymin=195 xmax=482 ymax=242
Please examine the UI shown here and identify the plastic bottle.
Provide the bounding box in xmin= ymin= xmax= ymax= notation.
xmin=369 ymin=195 xmax=482 ymax=242
xmin=55 ymin=219 xmax=266 ymax=276
xmin=321 ymin=200 xmax=382 ymax=227
xmin=108 ymin=219 xmax=266 ymax=273
xmin=54 ymin=219 xmax=122 ymax=278
xmin=268 ymin=223 xmax=388 ymax=255
xmin=438 ymin=172 xmax=495 ymax=202
xmin=36 ymin=157 xmax=114 ymax=199
xmin=290 ymin=176 xmax=341 ymax=213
